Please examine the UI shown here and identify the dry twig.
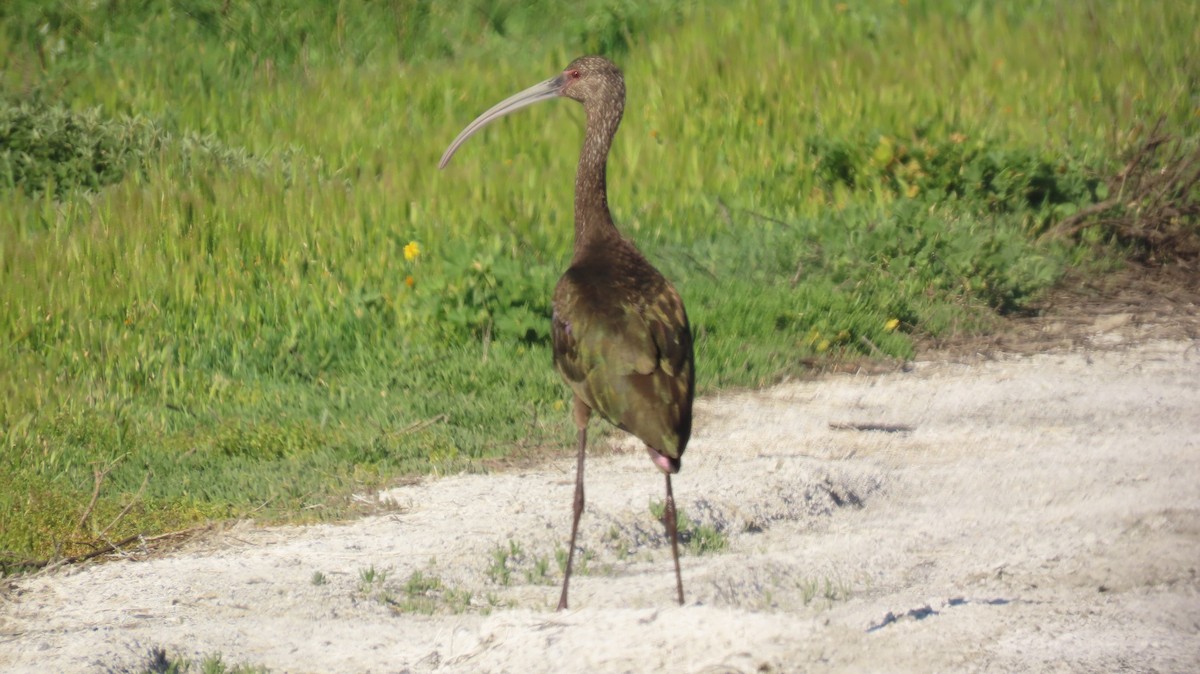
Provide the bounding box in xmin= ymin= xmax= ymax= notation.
xmin=829 ymin=421 xmax=915 ymax=433
xmin=76 ymin=456 xmax=125 ymax=534
xmin=391 ymin=414 xmax=449 ymax=438
xmin=1048 ymin=119 xmax=1200 ymax=262
xmin=97 ymin=469 xmax=151 ymax=539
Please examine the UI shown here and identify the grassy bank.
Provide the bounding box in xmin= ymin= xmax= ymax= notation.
xmin=1 ymin=0 xmax=1196 ymax=567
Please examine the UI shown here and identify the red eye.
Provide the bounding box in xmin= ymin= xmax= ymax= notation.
xmin=567 ymin=69 xmax=582 ymax=80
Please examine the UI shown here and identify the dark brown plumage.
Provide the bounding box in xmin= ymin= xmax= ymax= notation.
xmin=439 ymin=56 xmax=694 ymax=610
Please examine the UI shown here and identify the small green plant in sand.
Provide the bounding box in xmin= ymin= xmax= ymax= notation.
xmin=120 ymin=646 xmax=269 ymax=674
xmin=649 ymin=501 xmax=728 ymax=555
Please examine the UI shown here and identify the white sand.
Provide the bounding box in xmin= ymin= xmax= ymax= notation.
xmin=3 ymin=338 xmax=1198 ymax=673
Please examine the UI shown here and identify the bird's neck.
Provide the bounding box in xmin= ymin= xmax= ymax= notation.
xmin=573 ymin=102 xmax=623 ymax=260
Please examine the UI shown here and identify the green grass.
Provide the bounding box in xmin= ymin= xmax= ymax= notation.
xmin=1 ymin=0 xmax=1197 ymax=568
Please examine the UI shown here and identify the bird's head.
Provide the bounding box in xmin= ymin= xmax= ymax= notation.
xmin=558 ymin=55 xmax=625 ymax=107
xmin=438 ymin=56 xmax=625 ymax=170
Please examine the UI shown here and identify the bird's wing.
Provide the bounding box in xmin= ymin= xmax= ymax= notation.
xmin=552 ymin=272 xmax=693 ymax=436
xmin=645 ymin=283 xmax=692 ymax=380
xmin=552 ymin=278 xmax=656 ymax=386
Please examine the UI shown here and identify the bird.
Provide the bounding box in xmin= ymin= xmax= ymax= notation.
xmin=439 ymin=56 xmax=694 ymax=610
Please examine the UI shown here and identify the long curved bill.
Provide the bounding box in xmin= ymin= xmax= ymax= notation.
xmin=438 ymin=74 xmax=565 ymax=169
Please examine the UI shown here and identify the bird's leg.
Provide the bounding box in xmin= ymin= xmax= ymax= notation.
xmin=557 ymin=397 xmax=590 ymax=611
xmin=664 ymin=473 xmax=684 ymax=605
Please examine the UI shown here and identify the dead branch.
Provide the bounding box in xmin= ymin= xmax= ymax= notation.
xmin=1047 ymin=119 xmax=1200 ymax=261
xmin=829 ymin=421 xmax=915 ymax=433
xmin=76 ymin=456 xmax=126 ymax=534
xmin=858 ymin=334 xmax=886 ymax=358
xmin=97 ymin=469 xmax=151 ymax=539
xmin=390 ymin=414 xmax=449 ymax=438
xmin=76 ymin=467 xmax=107 ymax=534
xmin=3 ymin=524 xmax=214 ymax=574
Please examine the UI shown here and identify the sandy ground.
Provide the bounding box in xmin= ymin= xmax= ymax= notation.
xmin=2 ymin=329 xmax=1199 ymax=672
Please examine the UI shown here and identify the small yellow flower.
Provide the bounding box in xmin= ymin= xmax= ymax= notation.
xmin=553 ymin=400 xmax=565 ymax=411
xmin=403 ymin=241 xmax=421 ymax=261
xmin=885 ymin=318 xmax=900 ymax=332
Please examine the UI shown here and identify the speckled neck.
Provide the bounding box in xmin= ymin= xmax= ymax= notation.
xmin=572 ymin=87 xmax=625 ymax=261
